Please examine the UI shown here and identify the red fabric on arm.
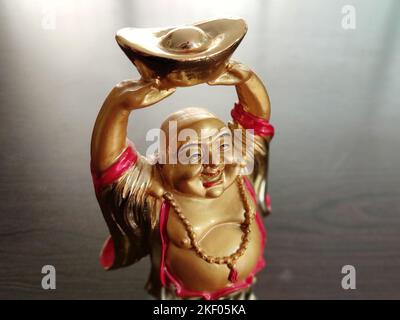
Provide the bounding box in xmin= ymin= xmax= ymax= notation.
xmin=90 ymin=143 xmax=138 ymax=197
xmin=91 ymin=143 xmax=138 ymax=270
xmin=231 ymin=102 xmax=275 ymax=138
xmin=99 ymin=236 xmax=115 ymax=270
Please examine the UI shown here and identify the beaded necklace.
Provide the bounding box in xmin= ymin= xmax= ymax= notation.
xmin=162 ymin=176 xmax=254 ymax=283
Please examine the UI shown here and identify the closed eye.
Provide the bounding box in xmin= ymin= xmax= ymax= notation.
xmin=189 ymin=152 xmax=202 ymax=163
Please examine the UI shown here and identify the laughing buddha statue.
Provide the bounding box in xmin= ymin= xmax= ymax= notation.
xmin=90 ymin=18 xmax=275 ymax=300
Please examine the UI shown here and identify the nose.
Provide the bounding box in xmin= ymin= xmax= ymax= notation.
xmin=203 ymin=147 xmax=224 ymax=165
xmin=201 ymin=146 xmax=225 ymax=173
xmin=205 ymin=162 xmax=219 ymax=169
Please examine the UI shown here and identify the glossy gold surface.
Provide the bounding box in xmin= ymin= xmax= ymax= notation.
xmin=3 ymin=0 xmax=399 ymax=300
xmin=163 ymin=176 xmax=262 ymax=292
xmin=115 ymin=18 xmax=247 ymax=87
xmin=91 ymin=18 xmax=272 ymax=298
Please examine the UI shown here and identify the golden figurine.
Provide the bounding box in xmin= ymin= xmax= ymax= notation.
xmin=90 ymin=17 xmax=275 ymax=300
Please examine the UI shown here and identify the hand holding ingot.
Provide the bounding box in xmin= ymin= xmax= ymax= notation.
xmin=207 ymin=60 xmax=252 ymax=86
xmin=108 ymin=79 xmax=175 ymax=111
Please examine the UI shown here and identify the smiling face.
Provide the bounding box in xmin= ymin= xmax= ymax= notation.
xmin=157 ymin=108 xmax=242 ymax=198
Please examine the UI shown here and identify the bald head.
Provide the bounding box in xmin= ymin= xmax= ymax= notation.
xmin=160 ymin=107 xmax=222 ymax=133
xmin=157 ymin=107 xmax=228 ymax=165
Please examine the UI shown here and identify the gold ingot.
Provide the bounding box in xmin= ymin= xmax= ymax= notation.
xmin=115 ymin=17 xmax=247 ymax=87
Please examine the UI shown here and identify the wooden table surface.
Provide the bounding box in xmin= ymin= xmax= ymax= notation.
xmin=0 ymin=0 xmax=399 ymax=299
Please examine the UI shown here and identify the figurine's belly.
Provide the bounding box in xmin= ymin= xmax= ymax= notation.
xmin=165 ymin=219 xmax=262 ymax=292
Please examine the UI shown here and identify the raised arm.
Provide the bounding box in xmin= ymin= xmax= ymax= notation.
xmin=208 ymin=61 xmax=274 ymax=216
xmin=235 ymin=72 xmax=271 ymax=121
xmin=91 ymin=79 xmax=175 ymax=270
xmin=90 ymin=79 xmax=175 ymax=175
xmin=208 ymin=60 xmax=270 ymax=120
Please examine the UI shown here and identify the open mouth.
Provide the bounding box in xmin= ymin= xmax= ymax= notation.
xmin=201 ymin=168 xmax=224 ymax=188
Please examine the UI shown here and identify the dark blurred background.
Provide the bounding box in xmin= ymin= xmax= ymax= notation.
xmin=0 ymin=0 xmax=399 ymax=299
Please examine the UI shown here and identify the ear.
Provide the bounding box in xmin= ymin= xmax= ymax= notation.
xmin=229 ymin=125 xmax=252 ymax=167
xmin=148 ymin=164 xmax=165 ymax=198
